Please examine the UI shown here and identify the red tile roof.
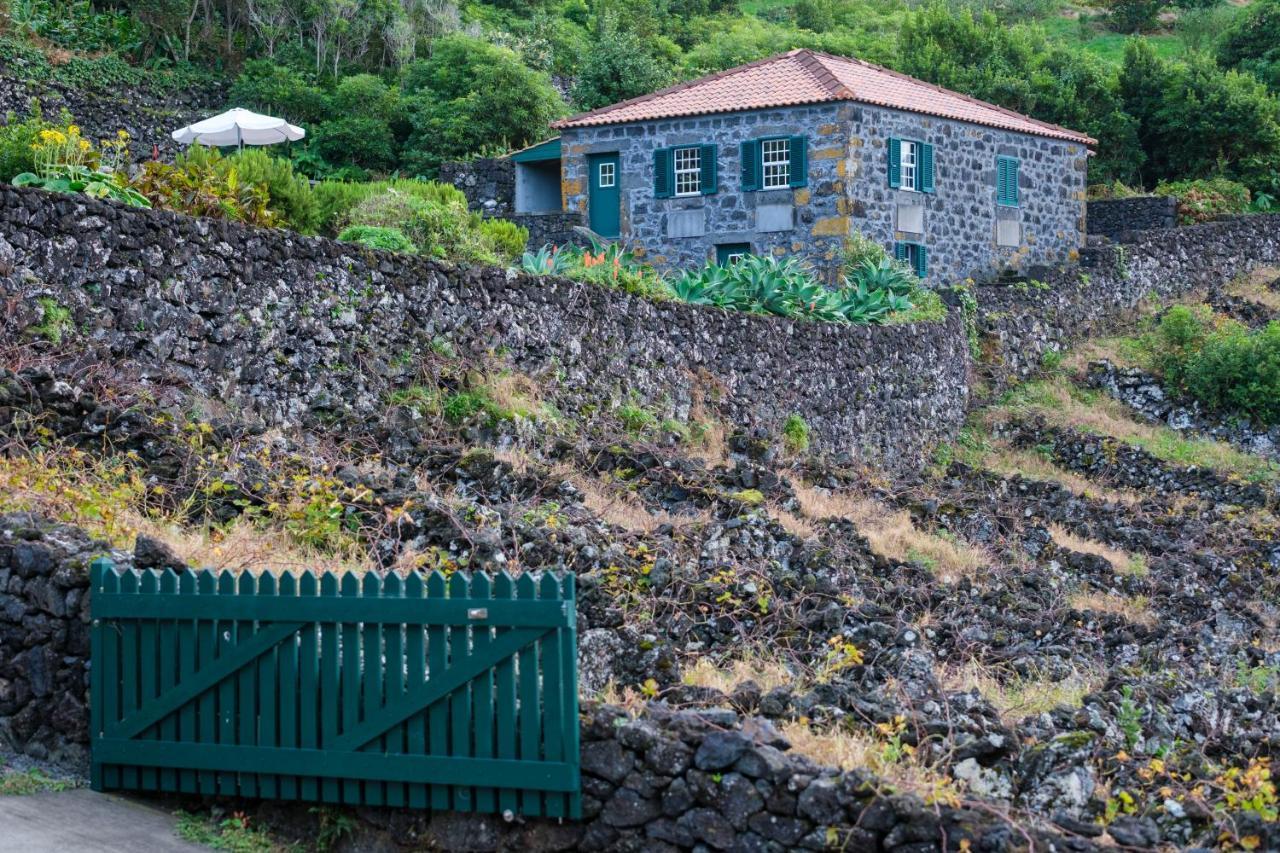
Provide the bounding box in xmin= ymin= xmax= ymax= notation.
xmin=551 ymin=49 xmax=1095 ymax=146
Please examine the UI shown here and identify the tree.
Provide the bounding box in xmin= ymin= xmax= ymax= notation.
xmin=1219 ymin=0 xmax=1280 ymax=91
xmin=795 ymin=0 xmax=841 ymax=33
xmin=400 ymin=35 xmax=565 ymax=174
xmin=230 ymin=60 xmax=331 ymax=124
xmin=570 ymin=20 xmax=675 ymax=111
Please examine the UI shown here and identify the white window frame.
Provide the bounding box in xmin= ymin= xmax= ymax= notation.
xmin=597 ymin=161 xmax=615 ymax=188
xmin=900 ymin=140 xmax=918 ymax=193
xmin=761 ymin=138 xmax=790 ymax=189
xmin=726 ymin=250 xmax=747 ymax=264
xmin=673 ymin=146 xmax=702 ymax=197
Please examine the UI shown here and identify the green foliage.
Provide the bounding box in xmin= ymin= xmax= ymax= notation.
xmin=1219 ymin=0 xmax=1280 ymax=91
xmin=520 ymin=244 xmax=573 ymax=276
xmin=337 ymin=225 xmax=416 ymax=254
xmin=617 ymin=403 xmax=658 ymax=433
xmin=571 ymin=19 xmax=674 ymax=110
xmin=1147 ymin=305 xmax=1280 ymax=426
xmin=1117 ymin=685 xmax=1143 ymax=751
xmin=342 ymin=184 xmax=503 ymax=264
xmin=312 ymin=116 xmax=399 ymax=175
xmin=229 ymin=60 xmax=331 ymax=124
xmin=0 ymin=760 xmax=75 ymax=795
xmin=670 ymin=255 xmax=912 ymax=324
xmin=1155 ymin=177 xmax=1252 ymax=223
xmin=131 ymin=148 xmax=276 ymax=227
xmin=29 ymin=297 xmax=70 ymax=345
xmin=1121 ymin=42 xmax=1280 ymax=191
xmin=226 ymin=149 xmax=319 ymax=232
xmin=842 ymin=231 xmax=890 ymax=272
xmin=782 ymin=413 xmax=811 ymax=454
xmin=15 ymin=165 xmax=150 ymax=207
xmin=527 ymin=241 xmax=671 ymax=299
xmin=1107 ymin=0 xmax=1164 ymax=34
xmin=174 ymin=811 xmax=279 ymax=853
xmin=0 ymin=102 xmax=70 ymax=181
xmin=400 ymin=35 xmax=564 ymax=175
xmin=8 ymin=0 xmax=143 ymax=53
xmin=888 ymin=286 xmax=949 ymax=324
xmin=476 ymin=218 xmax=530 ymax=263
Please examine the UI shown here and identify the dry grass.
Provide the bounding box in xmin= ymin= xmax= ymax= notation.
xmin=773 ymin=507 xmax=819 ymax=540
xmin=792 ymin=483 xmax=991 ymax=582
xmin=133 ymin=516 xmax=370 ymax=576
xmin=941 ymin=660 xmax=1104 ymax=723
xmin=1067 ymin=590 xmax=1156 ymax=626
xmin=681 ymin=654 xmax=795 ymax=695
xmin=553 ymin=463 xmax=702 ymax=533
xmin=987 ymin=375 xmax=1279 ymax=484
xmin=1048 ymin=523 xmax=1148 ymax=576
xmin=957 ymin=431 xmax=1144 ymax=506
xmin=1224 ymin=267 xmax=1280 ymax=313
xmin=780 ymin=720 xmax=961 ymax=804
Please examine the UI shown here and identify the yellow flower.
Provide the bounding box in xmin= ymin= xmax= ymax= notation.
xmin=67 ymin=124 xmax=80 ymax=136
xmin=78 ymin=139 xmax=91 ymax=151
xmin=117 ymin=129 xmax=130 ymax=140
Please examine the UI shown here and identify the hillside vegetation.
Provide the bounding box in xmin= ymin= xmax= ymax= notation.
xmin=3 ymin=0 xmax=1280 ymax=204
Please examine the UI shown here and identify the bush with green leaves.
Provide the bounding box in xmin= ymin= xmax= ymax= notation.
xmin=342 ymin=184 xmax=513 ymax=264
xmin=225 ymin=149 xmax=319 ymax=233
xmin=476 ymin=218 xmax=529 ymax=263
xmin=1147 ymin=306 xmax=1280 ymax=425
xmin=1155 ymin=178 xmax=1252 ymax=223
xmin=131 ymin=148 xmax=276 ymax=226
xmin=337 ymin=225 xmax=417 ymax=253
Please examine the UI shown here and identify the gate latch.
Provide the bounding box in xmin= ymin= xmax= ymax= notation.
xmin=467 ymin=608 xmax=488 ymax=620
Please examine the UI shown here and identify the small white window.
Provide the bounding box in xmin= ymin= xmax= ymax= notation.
xmin=673 ymin=146 xmax=701 ymax=196
xmin=761 ymin=138 xmax=790 ymax=189
xmin=900 ymin=140 xmax=918 ymax=192
xmin=726 ymin=251 xmax=746 ymax=264
xmin=598 ymin=162 xmax=615 ymax=188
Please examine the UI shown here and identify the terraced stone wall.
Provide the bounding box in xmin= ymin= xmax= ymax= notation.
xmin=1086 ymin=196 xmax=1178 ymax=239
xmin=975 ymin=214 xmax=1280 ymax=384
xmin=0 ymin=185 xmax=968 ymax=473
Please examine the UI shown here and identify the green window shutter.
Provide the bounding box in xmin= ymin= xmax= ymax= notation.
xmin=915 ymin=244 xmax=928 ymax=278
xmin=894 ymin=242 xmax=907 ymax=263
xmin=654 ymin=148 xmax=672 ymax=199
xmin=740 ymin=140 xmax=759 ymax=191
xmin=701 ymin=143 xmax=718 ymax=195
xmin=888 ymin=137 xmax=901 ymax=188
xmin=788 ymin=135 xmax=808 ymax=188
xmin=997 ymin=156 xmax=1020 ymax=207
xmin=920 ymin=143 xmax=935 ymax=193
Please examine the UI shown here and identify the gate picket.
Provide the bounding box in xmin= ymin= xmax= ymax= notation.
xmin=90 ymin=561 xmax=580 ymax=819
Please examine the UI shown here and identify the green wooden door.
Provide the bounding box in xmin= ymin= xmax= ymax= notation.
xmin=588 ymin=153 xmax=620 ymax=239
xmin=89 ymin=559 xmax=581 ymax=818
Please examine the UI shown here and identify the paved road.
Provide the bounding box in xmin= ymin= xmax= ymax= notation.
xmin=0 ymin=788 xmax=208 ymax=852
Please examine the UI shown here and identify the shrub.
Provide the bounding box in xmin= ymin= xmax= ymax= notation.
xmin=561 ymin=241 xmax=670 ymax=299
xmin=1147 ymin=306 xmax=1280 ymax=425
xmin=1155 ymin=178 xmax=1252 ymax=223
xmin=312 ymin=116 xmax=398 ymax=175
xmin=476 ymin=218 xmax=529 ymax=262
xmin=0 ymin=102 xmax=73 ymax=182
xmin=131 ymin=148 xmax=275 ymax=226
xmin=337 ymin=225 xmax=416 ymax=253
xmin=342 ymin=186 xmax=498 ymax=264
xmin=782 ymin=414 xmax=811 ymax=454
xmin=843 ymin=232 xmax=890 ymax=272
xmin=226 ymin=149 xmax=319 ymax=233
xmin=14 ymin=122 xmax=149 ymax=208
xmin=312 ymin=181 xmax=380 ymax=235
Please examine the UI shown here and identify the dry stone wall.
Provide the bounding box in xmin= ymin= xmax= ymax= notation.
xmin=0 ymin=185 xmax=969 ymax=473
xmin=1086 ymin=196 xmax=1178 ymax=239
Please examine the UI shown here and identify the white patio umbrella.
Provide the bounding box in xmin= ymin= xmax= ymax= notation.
xmin=171 ymin=107 xmax=305 ymax=150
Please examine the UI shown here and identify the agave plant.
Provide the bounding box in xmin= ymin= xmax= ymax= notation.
xmin=846 ymin=257 xmax=917 ymax=296
xmin=520 ymin=244 xmax=570 ymax=276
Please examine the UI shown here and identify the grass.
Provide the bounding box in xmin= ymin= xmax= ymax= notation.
xmin=174 ymin=811 xmax=292 ymax=853
xmin=0 ymin=762 xmax=76 ymax=796
xmin=949 ymin=424 xmax=1146 ymax=505
xmin=1048 ymin=523 xmax=1148 ymax=576
xmin=941 ymin=660 xmax=1105 ymax=723
xmin=987 ymin=374 xmax=1280 ymax=484
xmin=780 ymin=719 xmax=961 ymax=805
xmin=791 ymin=482 xmax=991 ymax=581
xmin=1224 ymin=267 xmax=1280 ymax=314
xmin=1067 ymin=590 xmax=1156 ymax=626
xmin=888 ymin=287 xmax=949 ymax=325
xmin=681 ymin=654 xmax=795 ymax=694
xmin=553 ymin=464 xmax=705 ymax=533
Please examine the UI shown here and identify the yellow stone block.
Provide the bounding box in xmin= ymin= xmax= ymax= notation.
xmin=811 ymin=146 xmax=844 ymax=161
xmin=1067 ymin=248 xmax=1080 ymax=262
xmin=793 ymin=188 xmax=811 ymax=205
xmin=773 ymin=246 xmax=787 ymax=257
xmin=792 ymin=241 xmax=804 ymax=252
xmin=817 ymin=123 xmax=840 ymax=136
xmin=850 ymin=137 xmax=864 ymax=148
xmin=835 ymin=160 xmax=848 ymax=178
xmin=811 ymin=216 xmax=850 ymax=237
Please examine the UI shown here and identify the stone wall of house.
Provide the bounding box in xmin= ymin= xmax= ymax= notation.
xmin=0 ymin=73 xmax=226 ymax=165
xmin=0 ymin=185 xmax=969 ymax=473
xmin=848 ymin=104 xmax=1089 ymax=284
xmin=974 ymin=214 xmax=1280 ymax=384
xmin=1086 ymin=196 xmax=1179 ymax=240
xmin=516 ymin=211 xmax=589 ymax=248
xmin=560 ymin=103 xmax=854 ymax=278
xmin=558 ymin=102 xmax=1087 ymax=283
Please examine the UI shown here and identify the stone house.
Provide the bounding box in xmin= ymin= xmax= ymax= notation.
xmin=510 ymin=49 xmax=1093 ymax=283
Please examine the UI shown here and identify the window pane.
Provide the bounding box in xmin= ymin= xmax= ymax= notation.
xmin=901 ymin=141 xmax=917 ymax=192
xmin=673 ymin=146 xmax=701 ymax=196
xmin=598 ymin=162 xmax=615 ymax=188
xmin=761 ymin=138 xmax=790 ymax=189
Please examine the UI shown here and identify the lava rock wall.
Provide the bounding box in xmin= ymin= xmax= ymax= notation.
xmin=975 ymin=214 xmax=1280 ymax=384
xmin=0 ymin=74 xmax=225 ymax=164
xmin=1086 ymin=196 xmax=1179 ymax=240
xmin=0 ymin=185 xmax=969 ymax=473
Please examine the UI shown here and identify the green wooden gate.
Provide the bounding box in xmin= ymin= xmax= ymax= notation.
xmin=89 ymin=559 xmax=581 ymax=818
